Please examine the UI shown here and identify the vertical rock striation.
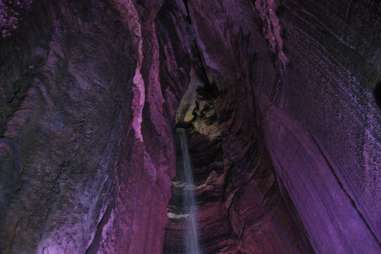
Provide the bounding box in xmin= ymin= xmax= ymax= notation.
xmin=0 ymin=0 xmax=191 ymax=253
xmin=254 ymin=0 xmax=381 ymax=253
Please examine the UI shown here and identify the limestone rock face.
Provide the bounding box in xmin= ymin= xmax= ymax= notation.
xmin=0 ymin=0 xmax=380 ymax=254
xmin=0 ymin=1 xmax=189 ymax=253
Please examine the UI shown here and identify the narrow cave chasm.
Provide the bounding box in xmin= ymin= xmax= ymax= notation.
xmin=164 ymin=68 xmax=227 ymax=253
xmin=163 ymin=63 xmax=313 ymax=254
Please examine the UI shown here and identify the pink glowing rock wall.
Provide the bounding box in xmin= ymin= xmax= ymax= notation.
xmin=254 ymin=0 xmax=381 ymax=253
xmin=0 ymin=0 xmax=191 ymax=253
xmin=180 ymin=0 xmax=313 ymax=253
xmin=168 ymin=0 xmax=381 ymax=253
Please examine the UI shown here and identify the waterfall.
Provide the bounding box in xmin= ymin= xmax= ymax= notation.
xmin=177 ymin=128 xmax=202 ymax=254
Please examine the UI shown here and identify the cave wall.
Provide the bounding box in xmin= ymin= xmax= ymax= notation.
xmin=187 ymin=0 xmax=381 ymax=253
xmin=255 ymin=0 xmax=381 ymax=253
xmin=0 ymin=0 xmax=191 ymax=253
xmin=179 ymin=0 xmax=313 ymax=253
xmin=166 ymin=0 xmax=381 ymax=253
xmin=257 ymin=0 xmax=381 ymax=208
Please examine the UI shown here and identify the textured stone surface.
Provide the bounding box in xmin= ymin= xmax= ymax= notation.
xmin=0 ymin=0 xmax=188 ymax=253
xmin=163 ymin=1 xmax=312 ymax=253
xmin=255 ymin=0 xmax=381 ymax=252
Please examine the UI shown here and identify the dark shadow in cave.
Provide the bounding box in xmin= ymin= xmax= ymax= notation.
xmin=374 ymin=81 xmax=381 ymax=109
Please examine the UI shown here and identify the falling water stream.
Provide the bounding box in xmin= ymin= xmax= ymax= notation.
xmin=177 ymin=128 xmax=202 ymax=254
